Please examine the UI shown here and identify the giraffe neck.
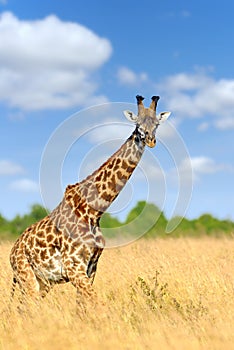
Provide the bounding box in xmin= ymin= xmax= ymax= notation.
xmin=65 ymin=127 xmax=146 ymax=224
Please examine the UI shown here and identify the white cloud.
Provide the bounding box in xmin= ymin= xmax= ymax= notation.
xmin=157 ymin=119 xmax=180 ymax=140
xmin=197 ymin=122 xmax=209 ymax=131
xmin=178 ymin=156 xmax=228 ymax=183
xmin=8 ymin=111 xmax=25 ymax=121
xmin=160 ymin=72 xmax=211 ymax=93
xmin=10 ymin=178 xmax=39 ymax=192
xmin=187 ymin=156 xmax=219 ymax=174
xmin=0 ymin=160 xmax=24 ymax=175
xmin=214 ymin=117 xmax=234 ymax=130
xmin=181 ymin=10 xmax=191 ymax=17
xmin=86 ymin=122 xmax=132 ymax=144
xmin=0 ymin=12 xmax=112 ymax=110
xmin=117 ymin=66 xmax=148 ymax=86
xmin=165 ymin=10 xmax=191 ymax=19
xmin=157 ymin=70 xmax=234 ymax=127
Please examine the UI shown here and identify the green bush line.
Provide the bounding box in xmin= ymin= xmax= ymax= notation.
xmin=0 ymin=201 xmax=233 ymax=241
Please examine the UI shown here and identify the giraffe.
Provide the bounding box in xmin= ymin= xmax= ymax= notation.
xmin=10 ymin=95 xmax=171 ymax=302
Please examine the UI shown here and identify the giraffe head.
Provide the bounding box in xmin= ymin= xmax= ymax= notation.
xmin=124 ymin=95 xmax=171 ymax=148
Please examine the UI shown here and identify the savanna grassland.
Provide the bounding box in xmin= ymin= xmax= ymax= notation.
xmin=0 ymin=238 xmax=234 ymax=350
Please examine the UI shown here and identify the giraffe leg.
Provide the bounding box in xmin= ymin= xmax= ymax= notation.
xmin=64 ymin=259 xmax=96 ymax=301
xmin=72 ymin=270 xmax=95 ymax=299
xmin=36 ymin=278 xmax=52 ymax=298
xmin=15 ymin=270 xmax=40 ymax=299
xmin=10 ymin=241 xmax=41 ymax=299
xmin=87 ymin=244 xmax=104 ymax=285
xmin=11 ymin=258 xmax=41 ymax=300
xmin=64 ymin=266 xmax=96 ymax=316
xmin=11 ymin=276 xmax=17 ymax=299
xmin=87 ymin=261 xmax=98 ymax=285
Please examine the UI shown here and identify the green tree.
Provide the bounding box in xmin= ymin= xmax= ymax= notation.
xmin=195 ymin=214 xmax=234 ymax=236
xmin=100 ymin=212 xmax=122 ymax=229
xmin=7 ymin=204 xmax=48 ymax=238
xmin=124 ymin=201 xmax=166 ymax=238
xmin=0 ymin=213 xmax=7 ymax=227
xmin=29 ymin=204 xmax=48 ymax=222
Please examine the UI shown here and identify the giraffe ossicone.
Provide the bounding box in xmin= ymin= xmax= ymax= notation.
xmin=10 ymin=95 xmax=171 ymax=301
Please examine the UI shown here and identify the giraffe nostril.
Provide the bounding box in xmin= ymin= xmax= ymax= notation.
xmin=146 ymin=136 xmax=156 ymax=147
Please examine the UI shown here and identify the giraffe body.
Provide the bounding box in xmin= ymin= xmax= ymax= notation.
xmin=10 ymin=95 xmax=171 ymax=300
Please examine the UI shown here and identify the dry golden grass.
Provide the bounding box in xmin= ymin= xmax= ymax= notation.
xmin=0 ymin=238 xmax=234 ymax=350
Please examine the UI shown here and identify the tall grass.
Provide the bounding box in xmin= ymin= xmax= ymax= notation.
xmin=0 ymin=238 xmax=233 ymax=350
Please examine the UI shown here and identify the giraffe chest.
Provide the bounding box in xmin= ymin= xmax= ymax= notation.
xmin=29 ymin=230 xmax=104 ymax=284
xmin=31 ymin=247 xmax=67 ymax=283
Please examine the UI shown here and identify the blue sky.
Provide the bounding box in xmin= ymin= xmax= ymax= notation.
xmin=0 ymin=0 xmax=234 ymax=223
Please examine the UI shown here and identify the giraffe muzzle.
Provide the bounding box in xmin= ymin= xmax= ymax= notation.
xmin=146 ymin=138 xmax=156 ymax=148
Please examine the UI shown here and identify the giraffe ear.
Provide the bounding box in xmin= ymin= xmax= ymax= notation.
xmin=157 ymin=111 xmax=171 ymax=123
xmin=123 ymin=110 xmax=139 ymax=123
